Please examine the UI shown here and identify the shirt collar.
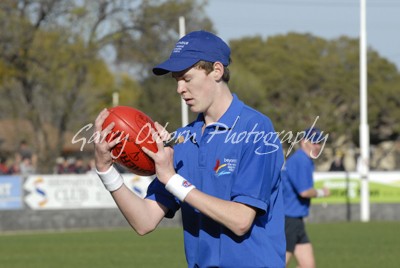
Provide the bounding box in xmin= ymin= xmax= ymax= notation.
xmin=217 ymin=94 xmax=244 ymax=129
xmin=193 ymin=93 xmax=244 ymax=131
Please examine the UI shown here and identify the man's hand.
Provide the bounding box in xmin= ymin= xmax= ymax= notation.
xmin=142 ymin=121 xmax=176 ymax=184
xmin=93 ymin=108 xmax=120 ymax=172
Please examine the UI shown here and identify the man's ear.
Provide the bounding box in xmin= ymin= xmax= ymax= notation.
xmin=212 ymin=62 xmax=224 ymax=81
xmin=300 ymin=139 xmax=307 ymax=148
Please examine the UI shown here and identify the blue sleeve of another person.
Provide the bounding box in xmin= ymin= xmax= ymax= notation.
xmin=286 ymin=150 xmax=314 ymax=194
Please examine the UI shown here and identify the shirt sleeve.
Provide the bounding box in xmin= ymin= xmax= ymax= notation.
xmin=231 ymin=119 xmax=284 ymax=214
xmin=145 ymin=178 xmax=181 ymax=218
xmin=286 ymin=155 xmax=314 ymax=194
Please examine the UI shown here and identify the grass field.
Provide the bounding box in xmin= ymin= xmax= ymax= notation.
xmin=0 ymin=221 xmax=399 ymax=268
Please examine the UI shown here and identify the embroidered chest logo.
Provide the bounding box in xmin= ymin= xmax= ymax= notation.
xmin=213 ymin=158 xmax=237 ymax=177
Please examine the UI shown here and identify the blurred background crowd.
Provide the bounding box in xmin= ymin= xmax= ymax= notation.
xmin=0 ymin=139 xmax=135 ymax=176
xmin=0 ymin=140 xmax=95 ymax=176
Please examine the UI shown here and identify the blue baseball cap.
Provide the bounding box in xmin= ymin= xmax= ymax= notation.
xmin=152 ymin=30 xmax=231 ymax=76
xmin=304 ymin=127 xmax=324 ymax=143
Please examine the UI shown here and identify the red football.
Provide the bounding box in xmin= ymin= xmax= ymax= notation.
xmin=102 ymin=106 xmax=157 ymax=176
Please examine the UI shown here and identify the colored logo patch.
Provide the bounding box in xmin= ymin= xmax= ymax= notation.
xmin=213 ymin=158 xmax=237 ymax=177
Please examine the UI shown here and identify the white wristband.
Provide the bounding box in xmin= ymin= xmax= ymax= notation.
xmin=316 ymin=189 xmax=325 ymax=198
xmin=96 ymin=165 xmax=124 ymax=192
xmin=165 ymin=174 xmax=195 ymax=202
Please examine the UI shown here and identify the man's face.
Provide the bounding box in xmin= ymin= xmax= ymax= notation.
xmin=172 ymin=66 xmax=216 ymax=114
xmin=302 ymin=139 xmax=322 ymax=159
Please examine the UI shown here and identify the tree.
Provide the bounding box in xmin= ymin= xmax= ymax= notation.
xmin=124 ymin=0 xmax=215 ymax=130
xmin=0 ymin=0 xmax=212 ymax=172
xmin=229 ymin=33 xmax=400 ymax=153
xmin=0 ymin=7 xmax=117 ymax=172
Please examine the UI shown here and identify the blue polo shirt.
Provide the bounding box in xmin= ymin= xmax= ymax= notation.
xmin=146 ymin=94 xmax=285 ymax=268
xmin=282 ymin=149 xmax=314 ymax=217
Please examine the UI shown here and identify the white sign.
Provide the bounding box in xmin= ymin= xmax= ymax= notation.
xmin=315 ymin=171 xmax=400 ymax=186
xmin=24 ymin=173 xmax=154 ymax=210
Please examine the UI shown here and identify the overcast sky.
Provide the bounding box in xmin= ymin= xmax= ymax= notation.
xmin=205 ymin=0 xmax=400 ymax=69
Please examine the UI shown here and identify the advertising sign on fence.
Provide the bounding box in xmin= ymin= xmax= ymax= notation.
xmin=19 ymin=171 xmax=400 ymax=210
xmin=313 ymin=171 xmax=400 ymax=204
xmin=0 ymin=176 xmax=23 ymax=210
xmin=24 ymin=173 xmax=153 ymax=210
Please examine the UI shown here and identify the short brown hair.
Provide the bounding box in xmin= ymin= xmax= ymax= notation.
xmin=193 ymin=60 xmax=231 ymax=83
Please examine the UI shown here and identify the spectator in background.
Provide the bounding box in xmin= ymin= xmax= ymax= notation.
xmin=18 ymin=140 xmax=33 ymax=160
xmin=329 ymin=150 xmax=346 ymax=171
xmin=56 ymin=157 xmax=72 ymax=174
xmin=0 ymin=156 xmax=8 ymax=174
xmin=8 ymin=153 xmax=22 ymax=174
xmin=20 ymin=156 xmax=36 ymax=176
xmin=69 ymin=157 xmax=89 ymax=174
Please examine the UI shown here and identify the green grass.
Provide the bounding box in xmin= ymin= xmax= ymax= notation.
xmin=0 ymin=222 xmax=399 ymax=268
xmin=0 ymin=228 xmax=186 ymax=268
xmin=288 ymin=221 xmax=400 ymax=268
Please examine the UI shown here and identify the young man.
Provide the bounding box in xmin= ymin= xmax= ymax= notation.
xmin=282 ymin=127 xmax=330 ymax=268
xmin=94 ymin=30 xmax=285 ymax=267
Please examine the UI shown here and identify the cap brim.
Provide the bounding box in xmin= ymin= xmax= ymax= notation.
xmin=310 ymin=139 xmax=323 ymax=144
xmin=305 ymin=135 xmax=323 ymax=144
xmin=152 ymin=57 xmax=200 ymax=76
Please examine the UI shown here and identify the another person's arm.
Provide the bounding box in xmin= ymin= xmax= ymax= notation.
xmin=299 ymin=187 xmax=330 ymax=199
xmin=287 ymin=157 xmax=330 ymax=200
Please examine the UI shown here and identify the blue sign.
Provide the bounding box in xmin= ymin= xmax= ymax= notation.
xmin=0 ymin=176 xmax=23 ymax=210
